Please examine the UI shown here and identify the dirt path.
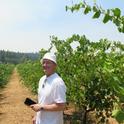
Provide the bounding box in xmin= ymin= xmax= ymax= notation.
xmin=0 ymin=68 xmax=36 ymax=124
xmin=0 ymin=68 xmax=119 ymax=124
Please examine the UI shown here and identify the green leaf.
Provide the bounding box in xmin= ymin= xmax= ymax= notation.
xmin=118 ymin=86 xmax=124 ymax=96
xmin=113 ymin=76 xmax=120 ymax=83
xmin=103 ymin=14 xmax=111 ymax=23
xmin=118 ymin=26 xmax=122 ymax=32
xmin=92 ymin=10 xmax=101 ymax=18
xmin=80 ymin=2 xmax=85 ymax=8
xmin=113 ymin=19 xmax=120 ymax=26
xmin=112 ymin=8 xmax=121 ymax=18
xmin=71 ymin=7 xmax=74 ymax=13
xmin=112 ymin=109 xmax=124 ymax=123
xmin=74 ymin=4 xmax=80 ymax=11
xmin=84 ymin=6 xmax=91 ymax=14
xmin=65 ymin=6 xmax=69 ymax=11
xmin=118 ymin=25 xmax=124 ymax=33
xmin=93 ymin=6 xmax=98 ymax=12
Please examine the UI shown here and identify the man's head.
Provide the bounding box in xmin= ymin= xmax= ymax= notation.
xmin=41 ymin=52 xmax=57 ymax=76
xmin=41 ymin=52 xmax=57 ymax=64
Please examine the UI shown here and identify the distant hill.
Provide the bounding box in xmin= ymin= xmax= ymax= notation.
xmin=0 ymin=50 xmax=40 ymax=64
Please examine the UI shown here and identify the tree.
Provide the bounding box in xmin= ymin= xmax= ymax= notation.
xmin=51 ymin=34 xmax=124 ymax=123
xmin=66 ymin=0 xmax=124 ymax=33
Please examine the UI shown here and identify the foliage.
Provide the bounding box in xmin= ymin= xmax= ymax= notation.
xmin=0 ymin=64 xmax=14 ymax=87
xmin=66 ymin=1 xmax=124 ymax=33
xmin=112 ymin=108 xmax=124 ymax=123
xmin=16 ymin=35 xmax=124 ymax=123
xmin=50 ymin=34 xmax=124 ymax=123
xmin=17 ymin=60 xmax=44 ymax=93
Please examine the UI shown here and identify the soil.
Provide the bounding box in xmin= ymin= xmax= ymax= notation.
xmin=0 ymin=68 xmax=36 ymax=124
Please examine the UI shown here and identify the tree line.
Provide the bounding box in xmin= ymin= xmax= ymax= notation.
xmin=0 ymin=50 xmax=40 ymax=64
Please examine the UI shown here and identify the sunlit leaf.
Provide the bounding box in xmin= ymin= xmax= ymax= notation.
xmin=84 ymin=6 xmax=91 ymax=14
xmin=103 ymin=14 xmax=111 ymax=23
xmin=92 ymin=10 xmax=101 ymax=18
xmin=112 ymin=8 xmax=121 ymax=18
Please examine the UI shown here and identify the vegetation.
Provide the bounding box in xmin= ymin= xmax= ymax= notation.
xmin=0 ymin=50 xmax=39 ymax=64
xmin=51 ymin=35 xmax=124 ymax=123
xmin=4 ymin=1 xmax=124 ymax=123
xmin=66 ymin=0 xmax=124 ymax=33
xmin=0 ymin=63 xmax=14 ymax=88
xmin=17 ymin=60 xmax=43 ymax=93
xmin=1 ymin=1 xmax=121 ymax=123
xmin=17 ymin=35 xmax=124 ymax=123
xmin=65 ymin=1 xmax=124 ymax=122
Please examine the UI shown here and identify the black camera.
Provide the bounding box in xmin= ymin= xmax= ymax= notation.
xmin=24 ymin=98 xmax=36 ymax=106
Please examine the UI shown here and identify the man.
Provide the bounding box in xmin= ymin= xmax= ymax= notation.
xmin=31 ymin=52 xmax=66 ymax=124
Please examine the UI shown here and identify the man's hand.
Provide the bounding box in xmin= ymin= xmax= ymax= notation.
xmin=30 ymin=104 xmax=43 ymax=112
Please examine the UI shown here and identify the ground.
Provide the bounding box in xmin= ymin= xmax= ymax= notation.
xmin=0 ymin=68 xmax=36 ymax=124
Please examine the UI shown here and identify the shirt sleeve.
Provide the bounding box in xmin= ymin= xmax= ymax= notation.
xmin=53 ymin=80 xmax=66 ymax=103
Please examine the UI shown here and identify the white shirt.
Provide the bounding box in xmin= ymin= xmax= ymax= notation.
xmin=36 ymin=73 xmax=66 ymax=124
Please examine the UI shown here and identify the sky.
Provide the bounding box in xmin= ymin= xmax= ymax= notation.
xmin=0 ymin=0 xmax=124 ymax=53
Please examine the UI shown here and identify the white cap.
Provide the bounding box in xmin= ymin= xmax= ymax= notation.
xmin=41 ymin=52 xmax=57 ymax=64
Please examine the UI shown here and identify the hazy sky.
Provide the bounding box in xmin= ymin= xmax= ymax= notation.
xmin=0 ymin=0 xmax=124 ymax=53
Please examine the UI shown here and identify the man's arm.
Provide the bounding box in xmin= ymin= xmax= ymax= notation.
xmin=30 ymin=103 xmax=66 ymax=112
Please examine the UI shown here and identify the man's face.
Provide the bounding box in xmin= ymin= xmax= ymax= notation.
xmin=42 ymin=59 xmax=56 ymax=76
